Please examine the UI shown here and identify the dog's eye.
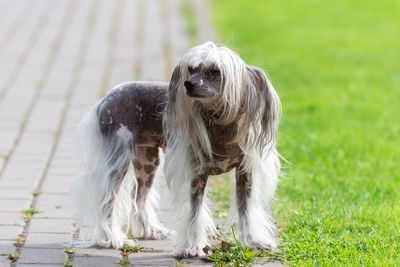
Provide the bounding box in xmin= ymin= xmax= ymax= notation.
xmin=188 ymin=66 xmax=195 ymax=74
xmin=211 ymin=70 xmax=221 ymax=76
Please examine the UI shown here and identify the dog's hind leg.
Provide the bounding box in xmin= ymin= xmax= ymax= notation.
xmin=94 ymin=132 xmax=137 ymax=249
xmin=129 ymin=146 xmax=170 ymax=239
xmin=71 ymin=104 xmax=136 ymax=248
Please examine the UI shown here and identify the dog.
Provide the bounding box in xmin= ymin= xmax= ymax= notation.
xmin=164 ymin=42 xmax=281 ymax=257
xmin=70 ymin=81 xmax=171 ymax=248
xmin=70 ymin=42 xmax=281 ymax=255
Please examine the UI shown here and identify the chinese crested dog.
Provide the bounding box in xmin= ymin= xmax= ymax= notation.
xmin=70 ymin=42 xmax=281 ymax=256
xmin=164 ymin=42 xmax=281 ymax=256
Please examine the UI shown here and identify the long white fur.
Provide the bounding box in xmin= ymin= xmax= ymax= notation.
xmin=70 ymin=101 xmax=136 ymax=248
xmin=70 ymin=100 xmax=166 ymax=248
xmin=164 ymin=138 xmax=217 ymax=256
xmin=239 ymin=147 xmax=280 ymax=248
xmin=165 ymin=41 xmax=281 ymax=255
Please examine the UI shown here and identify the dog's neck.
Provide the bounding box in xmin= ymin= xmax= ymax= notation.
xmin=200 ymin=109 xmax=219 ymax=125
xmin=199 ymin=101 xmax=226 ymax=125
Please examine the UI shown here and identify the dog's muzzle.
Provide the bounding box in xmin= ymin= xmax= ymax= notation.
xmin=184 ymin=80 xmax=196 ymax=97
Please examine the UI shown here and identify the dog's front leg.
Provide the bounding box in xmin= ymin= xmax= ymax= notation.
xmin=236 ymin=166 xmax=277 ymax=250
xmin=176 ymin=173 xmax=211 ymax=257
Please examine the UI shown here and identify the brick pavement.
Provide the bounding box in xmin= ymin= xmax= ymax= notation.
xmin=0 ymin=0 xmax=283 ymax=266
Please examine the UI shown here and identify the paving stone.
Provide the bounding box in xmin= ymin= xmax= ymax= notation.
xmin=73 ymin=255 xmax=120 ymax=267
xmin=16 ymin=264 xmax=60 ymax=267
xmin=40 ymin=179 xmax=71 ymax=194
xmin=24 ymin=233 xmax=71 ymax=249
xmin=0 ymin=240 xmax=14 ymax=255
xmin=0 ymin=256 xmax=10 ymax=267
xmin=0 ymin=188 xmax=33 ymax=200
xmin=0 ymin=199 xmax=30 ymax=213
xmin=34 ymin=194 xmax=71 ymax=219
xmin=18 ymin=248 xmax=65 ymax=264
xmin=28 ymin=218 xmax=73 ymax=234
xmin=0 ymin=179 xmax=38 ymax=190
xmin=0 ymin=225 xmax=23 ymax=240
xmin=1 ymin=159 xmax=45 ymax=179
xmin=136 ymin=239 xmax=173 ymax=252
xmin=140 ymin=0 xmax=167 ymax=81
xmin=0 ymin=212 xmax=24 ymax=226
xmin=75 ymin=247 xmax=120 ymax=258
xmin=129 ymin=253 xmax=177 ymax=266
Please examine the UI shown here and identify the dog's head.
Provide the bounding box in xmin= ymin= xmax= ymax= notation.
xmin=183 ymin=64 xmax=221 ymax=99
xmin=166 ymin=42 xmax=281 ymax=161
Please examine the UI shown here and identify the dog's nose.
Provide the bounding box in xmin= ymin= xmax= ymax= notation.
xmin=184 ymin=80 xmax=194 ymax=90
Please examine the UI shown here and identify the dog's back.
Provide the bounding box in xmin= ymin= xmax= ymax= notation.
xmin=97 ymin=81 xmax=168 ymax=145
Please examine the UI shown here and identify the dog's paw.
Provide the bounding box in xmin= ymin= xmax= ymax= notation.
xmin=175 ymin=245 xmax=206 ymax=258
xmin=147 ymin=226 xmax=173 ymax=240
xmin=95 ymin=239 xmax=112 ymax=248
xmin=250 ymin=239 xmax=277 ymax=251
xmin=123 ymin=238 xmax=136 ymax=246
xmin=98 ymin=236 xmax=135 ymax=249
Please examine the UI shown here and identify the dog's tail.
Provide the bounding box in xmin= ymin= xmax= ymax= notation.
xmin=70 ymin=101 xmax=136 ymax=247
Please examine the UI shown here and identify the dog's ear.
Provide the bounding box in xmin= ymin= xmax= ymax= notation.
xmin=168 ymin=63 xmax=183 ymax=103
xmin=166 ymin=62 xmax=186 ymax=119
xmin=245 ymin=66 xmax=281 ymax=152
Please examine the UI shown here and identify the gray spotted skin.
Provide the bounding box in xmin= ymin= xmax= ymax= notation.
xmin=133 ymin=146 xmax=159 ymax=204
xmin=190 ymin=120 xmax=244 ymax=217
xmin=98 ymin=81 xmax=168 ymax=146
xmin=190 ymin=174 xmax=208 ymax=218
xmin=235 ymin=165 xmax=252 ymax=238
xmin=132 ymin=146 xmax=169 ymax=239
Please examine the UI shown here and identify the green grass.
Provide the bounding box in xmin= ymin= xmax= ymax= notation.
xmin=209 ymin=173 xmax=232 ymax=218
xmin=204 ymin=227 xmax=256 ymax=266
xmin=209 ymin=0 xmax=400 ymax=265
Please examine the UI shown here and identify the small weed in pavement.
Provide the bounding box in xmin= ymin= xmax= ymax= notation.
xmin=120 ymin=244 xmax=143 ymax=254
xmin=14 ymin=238 xmax=25 ymax=248
xmin=63 ymin=260 xmax=73 ymax=267
xmin=23 ymin=208 xmax=40 ymax=222
xmin=23 ymin=208 xmax=40 ymax=215
xmin=8 ymin=252 xmax=20 ymax=262
xmin=64 ymin=247 xmax=75 ymax=266
xmin=32 ymin=190 xmax=42 ymax=196
xmin=119 ymin=257 xmax=131 ymax=266
xmin=203 ymin=227 xmax=255 ymax=266
xmin=14 ymin=233 xmax=26 ymax=247
xmin=119 ymin=244 xmax=143 ymax=266
xmin=65 ymin=247 xmax=75 ymax=257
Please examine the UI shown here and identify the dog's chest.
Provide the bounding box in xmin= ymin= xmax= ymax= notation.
xmin=204 ymin=121 xmax=243 ymax=175
xmin=206 ymin=156 xmax=242 ymax=176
